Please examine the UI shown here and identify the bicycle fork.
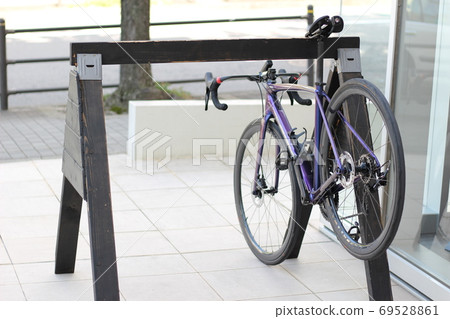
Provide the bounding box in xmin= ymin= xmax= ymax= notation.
xmin=252 ymin=114 xmax=271 ymax=197
xmin=252 ymin=95 xmax=294 ymax=197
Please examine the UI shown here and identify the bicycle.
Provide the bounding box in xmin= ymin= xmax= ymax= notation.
xmin=204 ymin=15 xmax=405 ymax=264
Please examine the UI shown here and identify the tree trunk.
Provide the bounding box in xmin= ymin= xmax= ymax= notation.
xmin=105 ymin=0 xmax=165 ymax=110
xmin=120 ymin=0 xmax=152 ymax=95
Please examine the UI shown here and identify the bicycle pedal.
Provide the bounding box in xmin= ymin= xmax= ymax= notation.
xmin=275 ymin=157 xmax=289 ymax=170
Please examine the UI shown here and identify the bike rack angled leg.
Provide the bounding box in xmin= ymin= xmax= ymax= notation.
xmin=55 ymin=177 xmax=83 ymax=274
xmin=55 ymin=68 xmax=85 ymax=275
xmin=55 ymin=54 xmax=120 ymax=301
xmin=77 ymin=54 xmax=120 ymax=301
xmin=287 ymin=205 xmax=313 ymax=259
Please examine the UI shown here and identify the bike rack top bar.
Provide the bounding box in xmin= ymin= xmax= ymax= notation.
xmin=70 ymin=37 xmax=360 ymax=66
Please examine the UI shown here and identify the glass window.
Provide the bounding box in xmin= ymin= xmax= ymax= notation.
xmin=392 ymin=0 xmax=450 ymax=299
xmin=341 ymin=0 xmax=392 ymax=91
xmin=406 ymin=0 xmax=440 ymax=23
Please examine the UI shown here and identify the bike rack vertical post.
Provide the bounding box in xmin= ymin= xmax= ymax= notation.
xmin=55 ymin=54 xmax=120 ymax=301
xmin=0 ymin=18 xmax=7 ymax=110
xmin=325 ymin=48 xmax=393 ymax=301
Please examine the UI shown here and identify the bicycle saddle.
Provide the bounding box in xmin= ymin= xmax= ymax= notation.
xmin=305 ymin=15 xmax=344 ymax=39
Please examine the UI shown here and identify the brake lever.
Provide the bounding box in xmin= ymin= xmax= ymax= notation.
xmin=205 ymin=87 xmax=210 ymax=111
xmin=279 ymin=69 xmax=296 ymax=105
xmin=204 ymin=72 xmax=214 ymax=111
xmin=287 ymin=92 xmax=295 ymax=106
xmin=278 ymin=69 xmax=312 ymax=106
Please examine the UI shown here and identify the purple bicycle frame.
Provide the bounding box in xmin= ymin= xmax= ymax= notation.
xmin=252 ymin=82 xmax=377 ymax=204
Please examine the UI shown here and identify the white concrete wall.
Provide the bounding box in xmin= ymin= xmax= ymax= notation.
xmin=127 ymin=99 xmax=314 ymax=172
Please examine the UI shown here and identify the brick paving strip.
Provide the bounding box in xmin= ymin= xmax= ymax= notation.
xmin=0 ymin=106 xmax=128 ymax=162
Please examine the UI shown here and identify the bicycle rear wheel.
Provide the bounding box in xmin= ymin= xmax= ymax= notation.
xmin=234 ymin=119 xmax=303 ymax=265
xmin=319 ymin=78 xmax=405 ymax=260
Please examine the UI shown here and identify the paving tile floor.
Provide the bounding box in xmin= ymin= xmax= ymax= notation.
xmin=0 ymin=106 xmax=128 ymax=162
xmin=0 ymin=154 xmax=421 ymax=301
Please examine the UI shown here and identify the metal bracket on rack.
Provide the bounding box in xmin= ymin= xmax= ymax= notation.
xmin=337 ymin=48 xmax=362 ymax=74
xmin=77 ymin=54 xmax=102 ymax=80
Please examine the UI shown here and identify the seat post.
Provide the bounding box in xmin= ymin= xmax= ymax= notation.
xmin=316 ymin=39 xmax=325 ymax=87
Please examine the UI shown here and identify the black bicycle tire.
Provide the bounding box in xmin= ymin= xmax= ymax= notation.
xmin=234 ymin=119 xmax=303 ymax=265
xmin=319 ymin=78 xmax=405 ymax=260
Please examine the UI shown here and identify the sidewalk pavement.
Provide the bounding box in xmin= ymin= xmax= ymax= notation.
xmin=0 ymin=106 xmax=420 ymax=301
xmin=0 ymin=106 xmax=128 ymax=161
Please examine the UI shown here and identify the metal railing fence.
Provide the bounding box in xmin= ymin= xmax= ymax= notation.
xmin=0 ymin=5 xmax=314 ymax=111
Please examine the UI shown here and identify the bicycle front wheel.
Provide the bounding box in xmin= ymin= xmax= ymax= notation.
xmin=319 ymin=78 xmax=405 ymax=260
xmin=234 ymin=119 xmax=303 ymax=265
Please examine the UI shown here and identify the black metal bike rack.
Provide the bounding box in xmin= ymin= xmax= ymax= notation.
xmin=55 ymin=36 xmax=393 ymax=301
